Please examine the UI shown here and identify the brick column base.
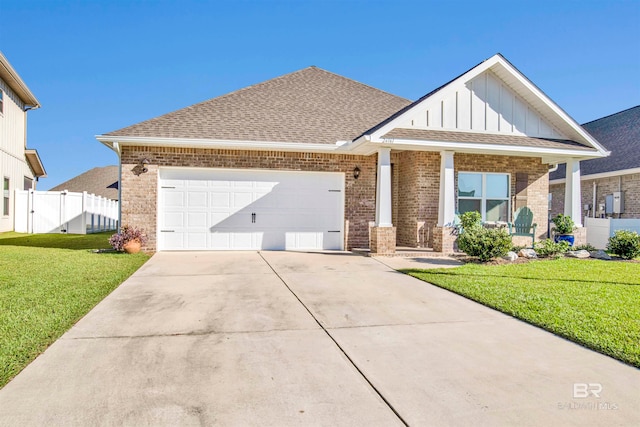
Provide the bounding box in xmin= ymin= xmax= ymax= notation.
xmin=370 ymin=226 xmax=396 ymax=255
xmin=573 ymin=227 xmax=587 ymax=247
xmin=432 ymin=226 xmax=458 ymax=253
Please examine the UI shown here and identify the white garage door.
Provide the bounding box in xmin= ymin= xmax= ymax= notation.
xmin=158 ymin=168 xmax=344 ymax=251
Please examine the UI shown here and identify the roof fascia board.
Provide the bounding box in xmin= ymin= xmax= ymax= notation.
xmin=494 ymin=55 xmax=608 ymax=155
xmin=0 ymin=52 xmax=41 ymax=109
xmin=549 ymin=167 xmax=640 ymax=185
xmin=24 ymin=149 xmax=47 ymax=177
xmin=361 ymin=54 xmax=608 ymax=156
xmin=95 ymin=135 xmax=340 ymax=154
xmin=366 ymin=59 xmax=497 ymax=142
xmin=351 ymin=138 xmax=604 ymax=159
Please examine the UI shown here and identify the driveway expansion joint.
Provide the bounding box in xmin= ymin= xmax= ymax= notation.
xmin=258 ymin=252 xmax=410 ymax=427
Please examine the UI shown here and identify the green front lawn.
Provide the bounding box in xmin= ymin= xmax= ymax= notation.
xmin=405 ymin=258 xmax=640 ymax=367
xmin=0 ymin=232 xmax=149 ymax=388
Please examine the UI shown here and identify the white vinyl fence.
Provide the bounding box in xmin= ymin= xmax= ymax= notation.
xmin=14 ymin=190 xmax=119 ymax=234
xmin=584 ymin=217 xmax=640 ymax=249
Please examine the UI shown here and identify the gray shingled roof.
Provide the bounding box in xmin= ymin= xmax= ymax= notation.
xmin=50 ymin=166 xmax=119 ymax=200
xmin=105 ymin=67 xmax=411 ymax=145
xmin=383 ymin=128 xmax=596 ymax=151
xmin=550 ymin=105 xmax=640 ymax=180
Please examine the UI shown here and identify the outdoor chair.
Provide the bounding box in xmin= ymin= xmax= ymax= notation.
xmin=508 ymin=207 xmax=537 ymax=246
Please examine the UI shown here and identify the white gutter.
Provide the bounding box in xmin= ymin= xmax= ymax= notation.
xmin=96 ymin=135 xmax=339 ymax=153
xmin=550 ymin=166 xmax=640 ymax=185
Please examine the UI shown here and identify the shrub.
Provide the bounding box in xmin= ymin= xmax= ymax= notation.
xmin=551 ymin=214 xmax=576 ymax=235
xmin=607 ymin=230 xmax=640 ymax=260
xmin=510 ymin=244 xmax=526 ymax=253
xmin=458 ymin=226 xmax=512 ymax=262
xmin=573 ymin=243 xmax=597 ymax=252
xmin=109 ymin=225 xmax=148 ymax=251
xmin=459 ymin=211 xmax=482 ymax=231
xmin=535 ymin=238 xmax=570 ymax=258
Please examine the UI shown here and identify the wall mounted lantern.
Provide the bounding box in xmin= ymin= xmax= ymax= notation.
xmin=353 ymin=166 xmax=361 ymax=180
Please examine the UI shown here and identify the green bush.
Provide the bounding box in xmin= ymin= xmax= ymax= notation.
xmin=458 ymin=226 xmax=512 ymax=262
xmin=607 ymin=230 xmax=640 ymax=260
xmin=574 ymin=243 xmax=597 ymax=252
xmin=535 ymin=238 xmax=570 ymax=258
xmin=551 ymin=214 xmax=576 ymax=235
xmin=459 ymin=211 xmax=482 ymax=231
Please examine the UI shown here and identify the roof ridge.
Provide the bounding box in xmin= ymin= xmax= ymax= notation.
xmin=582 ymin=105 xmax=640 ymax=126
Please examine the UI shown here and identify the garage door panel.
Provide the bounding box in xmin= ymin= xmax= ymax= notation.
xmin=159 ymin=168 xmax=344 ymax=251
xmin=163 ymin=192 xmax=185 ymax=208
xmin=164 ymin=212 xmax=185 ymax=228
xmin=187 ymin=191 xmax=208 ymax=207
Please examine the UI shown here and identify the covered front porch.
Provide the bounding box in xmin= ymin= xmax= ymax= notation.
xmin=366 ymin=146 xmax=589 ymax=255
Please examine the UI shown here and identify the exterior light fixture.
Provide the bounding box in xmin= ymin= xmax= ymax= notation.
xmin=140 ymin=158 xmax=150 ymax=173
xmin=353 ymin=166 xmax=361 ymax=180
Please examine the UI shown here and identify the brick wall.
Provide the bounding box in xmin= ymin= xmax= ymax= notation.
xmin=395 ymin=151 xmax=440 ymax=247
xmin=394 ymin=152 xmax=550 ymax=250
xmin=551 ymin=173 xmax=640 ymax=220
xmin=121 ymin=146 xmax=376 ymax=251
xmin=455 ymin=153 xmax=550 ymax=243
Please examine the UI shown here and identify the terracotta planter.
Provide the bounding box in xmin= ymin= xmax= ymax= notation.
xmin=123 ymin=240 xmax=142 ymax=254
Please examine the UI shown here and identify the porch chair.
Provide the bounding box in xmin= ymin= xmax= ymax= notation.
xmin=508 ymin=207 xmax=537 ymax=247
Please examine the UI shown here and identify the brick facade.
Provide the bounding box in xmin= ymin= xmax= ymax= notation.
xmin=121 ymin=146 xmax=551 ymax=253
xmin=550 ymin=173 xmax=640 ymax=220
xmin=370 ymin=226 xmax=396 ymax=255
xmin=121 ymin=146 xmax=376 ymax=252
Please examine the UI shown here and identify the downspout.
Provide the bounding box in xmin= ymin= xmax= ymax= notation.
xmin=548 ymin=164 xmax=559 ymax=173
xmin=114 ymin=142 xmax=122 ymax=229
xmin=592 ymin=182 xmax=597 ymax=218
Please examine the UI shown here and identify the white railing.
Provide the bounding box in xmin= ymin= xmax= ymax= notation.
xmin=584 ymin=217 xmax=640 ymax=249
xmin=14 ymin=190 xmax=119 ymax=234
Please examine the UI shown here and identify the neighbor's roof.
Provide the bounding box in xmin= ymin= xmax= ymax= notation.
xmin=50 ymin=166 xmax=119 ymax=200
xmin=0 ymin=51 xmax=40 ymax=109
xmin=383 ymin=129 xmax=595 ymax=152
xmin=550 ymin=105 xmax=640 ymax=180
xmin=104 ymin=67 xmax=411 ymax=145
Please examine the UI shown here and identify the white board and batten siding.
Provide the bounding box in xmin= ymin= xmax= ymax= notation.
xmin=158 ymin=168 xmax=345 ymax=251
xmin=403 ymin=70 xmax=565 ymax=139
xmin=0 ymin=78 xmax=36 ymax=232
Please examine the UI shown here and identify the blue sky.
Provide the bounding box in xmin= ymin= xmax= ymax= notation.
xmin=1 ymin=0 xmax=638 ymax=190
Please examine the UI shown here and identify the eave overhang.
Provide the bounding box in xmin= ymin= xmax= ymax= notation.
xmin=25 ymin=149 xmax=46 ymax=177
xmin=0 ymin=51 xmax=41 ymax=109
xmin=95 ymin=135 xmax=339 ymax=154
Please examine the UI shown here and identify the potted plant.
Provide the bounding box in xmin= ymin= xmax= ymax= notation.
xmin=551 ymin=214 xmax=576 ymax=246
xmin=109 ymin=225 xmax=148 ymax=254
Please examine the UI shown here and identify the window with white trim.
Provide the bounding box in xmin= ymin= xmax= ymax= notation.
xmin=457 ymin=172 xmax=510 ymax=222
xmin=3 ymin=177 xmax=9 ymax=216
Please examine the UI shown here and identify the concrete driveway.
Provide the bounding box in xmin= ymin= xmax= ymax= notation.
xmin=0 ymin=251 xmax=638 ymax=426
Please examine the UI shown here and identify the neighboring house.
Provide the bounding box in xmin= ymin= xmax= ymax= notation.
xmin=549 ymin=106 xmax=639 ymax=219
xmin=50 ymin=165 xmax=119 ymax=200
xmin=97 ymin=54 xmax=607 ymax=253
xmin=0 ymin=51 xmax=46 ymax=232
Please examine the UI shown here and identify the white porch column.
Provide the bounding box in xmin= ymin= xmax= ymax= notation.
xmin=375 ymin=147 xmax=393 ymax=227
xmin=564 ymin=158 xmax=583 ymax=227
xmin=437 ymin=151 xmax=456 ymax=226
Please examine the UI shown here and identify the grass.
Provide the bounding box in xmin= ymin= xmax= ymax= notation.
xmin=0 ymin=232 xmax=149 ymax=388
xmin=405 ymin=258 xmax=640 ymax=368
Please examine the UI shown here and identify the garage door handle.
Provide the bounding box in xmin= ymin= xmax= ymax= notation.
xmin=328 ymin=230 xmax=341 ymax=233
xmin=160 ymin=230 xmax=175 ymax=232
xmin=251 ymin=213 xmax=256 ymax=223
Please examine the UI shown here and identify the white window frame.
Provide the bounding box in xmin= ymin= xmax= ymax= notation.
xmin=3 ymin=177 xmax=9 ymax=217
xmin=457 ymin=172 xmax=511 ymax=222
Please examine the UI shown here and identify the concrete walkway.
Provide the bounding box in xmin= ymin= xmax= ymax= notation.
xmin=0 ymin=251 xmax=638 ymax=426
